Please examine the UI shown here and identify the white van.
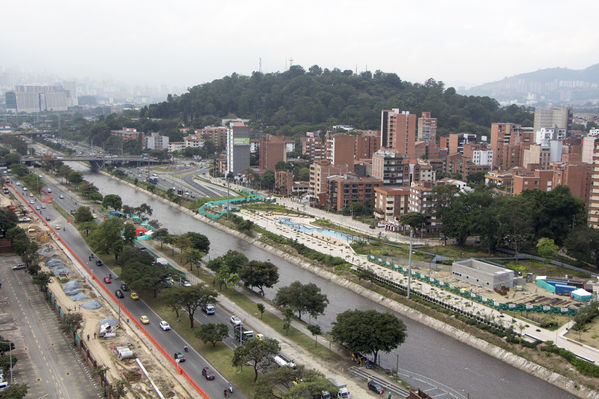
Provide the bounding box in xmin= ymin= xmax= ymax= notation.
xmin=273 ymin=353 xmax=296 ymax=368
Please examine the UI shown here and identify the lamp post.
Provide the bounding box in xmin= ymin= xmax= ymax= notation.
xmin=407 ymin=228 xmax=413 ymax=299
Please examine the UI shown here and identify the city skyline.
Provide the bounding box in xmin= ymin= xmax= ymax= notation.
xmin=3 ymin=0 xmax=599 ymax=91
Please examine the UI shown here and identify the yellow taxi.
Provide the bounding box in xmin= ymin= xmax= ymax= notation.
xmin=130 ymin=292 xmax=139 ymax=300
xmin=139 ymin=315 xmax=150 ymax=324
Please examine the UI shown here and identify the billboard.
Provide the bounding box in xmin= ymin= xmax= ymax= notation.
xmin=233 ymin=137 xmax=250 ymax=146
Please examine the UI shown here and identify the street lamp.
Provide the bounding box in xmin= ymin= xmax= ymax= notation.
xmin=407 ymin=228 xmax=413 ymax=299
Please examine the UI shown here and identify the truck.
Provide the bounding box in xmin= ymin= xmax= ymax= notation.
xmin=326 ymin=376 xmax=350 ymax=398
xmin=233 ymin=325 xmax=254 ymax=343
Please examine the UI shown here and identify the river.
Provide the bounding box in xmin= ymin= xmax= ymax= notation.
xmin=73 ymin=164 xmax=574 ymax=399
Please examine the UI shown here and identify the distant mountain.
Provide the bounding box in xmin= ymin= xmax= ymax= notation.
xmin=464 ymin=64 xmax=599 ymax=106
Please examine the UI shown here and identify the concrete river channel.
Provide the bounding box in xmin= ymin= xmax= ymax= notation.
xmin=74 ymin=165 xmax=574 ymax=399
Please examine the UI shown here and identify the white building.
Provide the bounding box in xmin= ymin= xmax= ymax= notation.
xmin=535 ymin=128 xmax=566 ymax=147
xmin=452 ymin=258 xmax=514 ymax=289
xmin=472 ymin=150 xmax=493 ymax=166
xmin=168 ymin=142 xmax=185 ymax=152
xmin=145 ymin=133 xmax=169 ymax=150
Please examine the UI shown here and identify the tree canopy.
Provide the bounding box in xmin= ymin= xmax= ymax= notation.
xmin=274 ymin=281 xmax=328 ymax=320
xmin=232 ymin=337 xmax=280 ymax=382
xmin=239 ymin=260 xmax=279 ymax=295
xmin=141 ymin=67 xmax=532 ymax=137
xmin=330 ymin=309 xmax=407 ymax=364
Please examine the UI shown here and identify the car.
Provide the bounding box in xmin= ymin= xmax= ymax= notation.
xmin=202 ymin=304 xmax=215 ymax=315
xmin=174 ymin=352 xmax=185 ymax=363
xmin=46 ymin=188 xmax=52 ymax=193
xmin=45 ymin=216 xmax=51 ymax=221
xmin=15 ymin=182 xmax=20 ymax=186
xmin=115 ymin=289 xmax=124 ymax=298
xmin=35 ymin=206 xmax=40 ymax=210
xmin=139 ymin=315 xmax=150 ymax=324
xmin=55 ymin=224 xmax=61 ymax=230
xmin=59 ymin=194 xmax=64 ymax=199
xmin=159 ymin=321 xmax=171 ymax=331
xmin=96 ymin=260 xmax=103 ymax=266
xmin=230 ymin=315 xmax=241 ymax=325
xmin=201 ymin=367 xmax=215 ymax=380
xmin=103 ymin=276 xmax=112 ymax=284
xmin=18 ymin=217 xmax=31 ymax=223
xmin=183 ymin=280 xmax=192 ymax=287
xmin=23 ymin=187 xmax=27 ymax=191
xmin=130 ymin=292 xmax=139 ymax=300
xmin=12 ymin=264 xmax=26 ymax=270
xmin=367 ymin=380 xmax=384 ymax=395
xmin=29 ymin=200 xmax=35 ymax=204
xmin=41 ymin=204 xmax=46 ymax=209
xmin=255 ymin=333 xmax=265 ymax=340
xmin=120 ymin=283 xmax=129 ymax=291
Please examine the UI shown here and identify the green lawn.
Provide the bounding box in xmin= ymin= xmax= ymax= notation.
xmin=423 ymin=245 xmax=495 ymax=259
xmin=497 ymin=259 xmax=590 ymax=278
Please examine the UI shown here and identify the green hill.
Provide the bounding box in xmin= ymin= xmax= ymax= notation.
xmin=141 ymin=65 xmax=532 ymax=137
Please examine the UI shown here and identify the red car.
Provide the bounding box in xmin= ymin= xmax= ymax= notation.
xmin=103 ymin=276 xmax=112 ymax=284
xmin=201 ymin=367 xmax=215 ymax=380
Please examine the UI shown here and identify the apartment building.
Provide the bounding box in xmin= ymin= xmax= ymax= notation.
xmin=374 ymin=186 xmax=411 ymax=221
xmin=354 ymin=132 xmax=380 ymax=160
xmin=533 ymin=107 xmax=572 ymax=132
xmin=308 ymin=160 xmax=350 ymax=198
xmin=552 ymin=163 xmax=592 ymax=205
xmin=513 ymin=170 xmax=554 ymax=195
xmin=201 ymin=126 xmax=227 ymax=148
xmin=408 ymin=182 xmax=439 ymax=234
xmin=226 ymin=121 xmax=250 ymax=175
xmin=111 ymin=127 xmax=141 ymax=141
xmin=380 ymin=109 xmax=416 ymax=158
xmin=417 ymin=112 xmax=437 ymax=142
xmin=490 ymin=123 xmax=522 ymax=169
xmin=326 ymin=174 xmax=381 ymax=211
xmin=259 ymin=134 xmax=286 ymax=171
xmin=590 ymin=138 xmax=599 ymax=228
xmin=145 ymin=132 xmax=169 ymax=150
xmin=325 ymin=133 xmax=355 ymax=170
xmin=300 ymin=132 xmax=325 ymax=162
xmin=448 ymin=133 xmax=477 ymax=155
xmin=275 ymin=170 xmax=294 ymax=195
xmin=372 ymin=150 xmax=404 ymax=185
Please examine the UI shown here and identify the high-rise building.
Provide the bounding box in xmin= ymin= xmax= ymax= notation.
xmin=5 ymin=85 xmax=72 ymax=113
xmin=354 ymin=132 xmax=380 ymax=160
xmin=417 ymin=112 xmax=437 ymax=142
xmin=374 ymin=186 xmax=411 ymax=221
xmin=259 ymin=134 xmax=286 ymax=171
xmin=325 ymin=133 xmax=355 ymax=170
xmin=326 ymin=174 xmax=381 ymax=211
xmin=589 ymin=140 xmax=599 ymax=228
xmin=300 ymin=132 xmax=324 ymax=162
xmin=533 ymin=107 xmax=572 ymax=132
xmin=226 ymin=121 xmax=250 ymax=175
xmin=372 ymin=150 xmax=404 ymax=185
xmin=582 ymin=136 xmax=599 ymax=164
xmin=145 ymin=132 xmax=169 ymax=150
xmin=490 ymin=123 xmax=522 ymax=169
xmin=448 ymin=133 xmax=477 ymax=155
xmin=380 ymin=109 xmax=416 ymax=158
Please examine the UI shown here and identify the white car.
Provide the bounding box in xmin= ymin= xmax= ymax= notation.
xmin=183 ymin=280 xmax=192 ymax=287
xmin=159 ymin=321 xmax=171 ymax=331
xmin=230 ymin=315 xmax=241 ymax=326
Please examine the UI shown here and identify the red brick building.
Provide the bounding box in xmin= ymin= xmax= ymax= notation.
xmin=380 ymin=109 xmax=417 ymax=158
xmin=259 ymin=134 xmax=286 ymax=171
xmin=326 ymin=174 xmax=381 ymax=211
xmin=374 ymin=185 xmax=411 ymax=221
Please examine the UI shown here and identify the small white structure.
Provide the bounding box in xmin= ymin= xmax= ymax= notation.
xmin=452 ymin=258 xmax=514 ymax=289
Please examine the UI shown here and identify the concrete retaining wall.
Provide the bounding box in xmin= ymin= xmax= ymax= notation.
xmin=104 ymin=173 xmax=599 ymax=398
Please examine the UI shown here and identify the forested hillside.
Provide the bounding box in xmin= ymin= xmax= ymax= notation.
xmin=141 ymin=65 xmax=533 ymax=137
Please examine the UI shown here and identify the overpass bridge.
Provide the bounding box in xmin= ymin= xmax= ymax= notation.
xmin=21 ymin=155 xmax=170 ymax=167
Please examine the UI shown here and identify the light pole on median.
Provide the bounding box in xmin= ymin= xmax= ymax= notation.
xmin=0 ymin=339 xmax=14 ymax=384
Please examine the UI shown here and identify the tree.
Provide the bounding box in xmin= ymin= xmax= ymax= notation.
xmin=80 ymin=221 xmax=97 ymax=236
xmin=497 ymin=195 xmax=533 ymax=261
xmin=0 ymin=383 xmax=28 ymax=398
xmin=135 ymin=203 xmax=153 ymax=220
xmin=153 ymin=228 xmax=169 ymax=249
xmin=184 ymin=232 xmax=210 ymax=253
xmin=122 ymin=223 xmax=137 ymax=245
xmin=239 ymin=260 xmax=279 ymax=296
xmin=89 ymin=218 xmax=125 ymax=260
xmin=331 ymin=309 xmax=407 ymax=364
xmin=102 ymin=194 xmax=122 ymax=211
xmin=274 ymin=281 xmax=328 ymax=321
xmin=74 ymin=206 xmax=94 ymax=223
xmin=257 ymin=303 xmax=265 ymax=320
xmin=32 ymin=272 xmax=51 ymax=292
xmin=179 ymin=286 xmax=217 ymax=329
xmin=67 ymin=171 xmax=83 ymax=185
xmin=400 ymin=212 xmax=426 ymax=231
xmin=222 ymin=250 xmax=249 ymax=274
xmin=108 ymin=380 xmax=127 ymax=399
xmin=162 ymin=287 xmax=186 ymax=321
xmin=537 ymin=238 xmax=558 ymax=260
xmin=232 ymin=338 xmax=280 ymax=382
xmin=307 ymin=324 xmax=321 ymax=347
xmin=196 ymin=323 xmax=228 ymax=347
xmin=0 ymin=208 xmax=18 ymax=238
xmin=282 ymin=307 xmax=294 ymax=335
xmin=182 ymin=248 xmax=203 ymax=271
xmin=23 ymin=242 xmax=40 ymax=274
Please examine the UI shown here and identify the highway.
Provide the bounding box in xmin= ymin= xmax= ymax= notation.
xmin=13 ymin=180 xmax=244 ymax=399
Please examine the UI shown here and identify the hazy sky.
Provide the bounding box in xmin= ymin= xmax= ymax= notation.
xmin=4 ymin=0 xmax=599 ymax=89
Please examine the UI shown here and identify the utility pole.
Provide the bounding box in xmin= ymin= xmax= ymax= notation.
xmin=407 ymin=228 xmax=413 ymax=298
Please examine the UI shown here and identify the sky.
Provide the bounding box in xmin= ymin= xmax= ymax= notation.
xmin=3 ymin=0 xmax=599 ymax=90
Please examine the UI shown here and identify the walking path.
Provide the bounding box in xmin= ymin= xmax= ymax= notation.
xmin=231 ymin=208 xmax=599 ymax=365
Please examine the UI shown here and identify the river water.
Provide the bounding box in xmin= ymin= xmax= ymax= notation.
xmin=74 ymin=164 xmax=574 ymax=399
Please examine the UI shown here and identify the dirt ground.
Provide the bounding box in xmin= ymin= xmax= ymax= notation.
xmin=33 ymin=230 xmax=194 ymax=398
